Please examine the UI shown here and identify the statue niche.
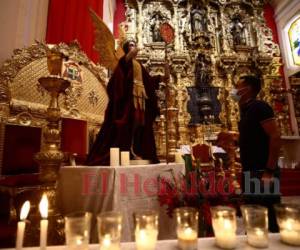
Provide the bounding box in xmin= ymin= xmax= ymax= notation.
xmin=229 ymin=15 xmax=246 ymax=46
xmin=191 ymin=5 xmax=207 ymax=33
xmin=187 ymin=54 xmax=221 ymax=125
xmin=151 ymin=13 xmax=163 ymax=42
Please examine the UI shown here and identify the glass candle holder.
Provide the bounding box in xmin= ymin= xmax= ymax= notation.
xmin=65 ymin=212 xmax=92 ymax=250
xmin=241 ymin=205 xmax=268 ymax=248
xmin=97 ymin=212 xmax=122 ymax=250
xmin=275 ymin=204 xmax=300 ymax=246
xmin=134 ymin=210 xmax=158 ymax=250
xmin=211 ymin=206 xmax=237 ymax=249
xmin=175 ymin=207 xmax=198 ymax=250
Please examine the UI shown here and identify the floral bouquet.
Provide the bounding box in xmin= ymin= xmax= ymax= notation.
xmin=158 ymin=153 xmax=242 ymax=236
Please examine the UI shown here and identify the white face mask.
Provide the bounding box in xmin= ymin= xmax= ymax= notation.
xmin=230 ymin=87 xmax=249 ymax=102
xmin=230 ymin=88 xmax=241 ymax=102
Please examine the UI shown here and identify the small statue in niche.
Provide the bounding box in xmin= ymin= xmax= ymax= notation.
xmin=195 ymin=54 xmax=210 ymax=87
xmin=230 ymin=15 xmax=246 ymax=46
xmin=151 ymin=14 xmax=163 ymax=42
xmin=179 ymin=10 xmax=190 ymax=49
xmin=191 ymin=6 xmax=207 ymax=33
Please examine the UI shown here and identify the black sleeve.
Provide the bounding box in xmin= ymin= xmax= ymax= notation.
xmin=253 ymin=101 xmax=275 ymax=123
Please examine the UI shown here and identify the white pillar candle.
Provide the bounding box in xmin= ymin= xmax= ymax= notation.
xmin=121 ymin=151 xmax=130 ymax=166
xmin=280 ymin=219 xmax=300 ymax=246
xmin=135 ymin=229 xmax=158 ymax=250
xmin=175 ymin=152 xmax=184 ymax=164
xmin=110 ymin=148 xmax=120 ymax=166
xmin=177 ymin=227 xmax=197 ymax=250
xmin=213 ymin=218 xmax=237 ymax=249
xmin=16 ymin=201 xmax=30 ymax=250
xmin=247 ymin=228 xmax=268 ymax=248
xmin=39 ymin=194 xmax=48 ymax=250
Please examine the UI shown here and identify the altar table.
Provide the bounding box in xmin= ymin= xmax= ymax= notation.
xmin=58 ymin=163 xmax=185 ymax=242
xmin=1 ymin=234 xmax=296 ymax=250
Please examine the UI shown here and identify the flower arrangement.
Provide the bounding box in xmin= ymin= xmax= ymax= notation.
xmin=158 ymin=153 xmax=242 ymax=236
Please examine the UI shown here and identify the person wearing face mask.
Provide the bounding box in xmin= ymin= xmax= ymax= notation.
xmin=86 ymin=39 xmax=170 ymax=165
xmin=231 ymin=75 xmax=281 ymax=232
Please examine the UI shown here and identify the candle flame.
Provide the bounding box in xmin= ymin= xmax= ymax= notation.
xmin=20 ymin=201 xmax=30 ymax=220
xmin=285 ymin=219 xmax=294 ymax=231
xmin=224 ymin=219 xmax=231 ymax=229
xmin=39 ymin=194 xmax=48 ymax=218
xmin=103 ymin=235 xmax=111 ymax=247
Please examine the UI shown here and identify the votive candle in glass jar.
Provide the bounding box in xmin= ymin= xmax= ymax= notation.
xmin=175 ymin=207 xmax=198 ymax=250
xmin=211 ymin=206 xmax=237 ymax=249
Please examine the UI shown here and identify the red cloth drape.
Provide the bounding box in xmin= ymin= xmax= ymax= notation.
xmin=113 ymin=0 xmax=126 ymax=37
xmin=263 ymin=4 xmax=285 ymax=78
xmin=46 ymin=0 xmax=125 ymax=63
xmin=46 ymin=0 xmax=103 ymax=62
xmin=263 ymin=4 xmax=279 ymax=44
xmin=61 ymin=118 xmax=87 ymax=157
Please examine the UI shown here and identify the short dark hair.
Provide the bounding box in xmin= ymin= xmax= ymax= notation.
xmin=240 ymin=75 xmax=261 ymax=96
xmin=122 ymin=39 xmax=136 ymax=54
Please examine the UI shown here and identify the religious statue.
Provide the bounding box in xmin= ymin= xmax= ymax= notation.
xmin=87 ymin=9 xmax=170 ymax=165
xmin=151 ymin=14 xmax=163 ymax=42
xmin=195 ymin=54 xmax=210 ymax=87
xmin=191 ymin=7 xmax=207 ymax=33
xmin=230 ymin=15 xmax=246 ymax=46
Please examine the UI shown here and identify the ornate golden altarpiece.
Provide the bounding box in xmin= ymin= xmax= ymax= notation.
xmin=0 ymin=41 xmax=108 ymax=174
xmin=124 ymin=0 xmax=291 ymax=159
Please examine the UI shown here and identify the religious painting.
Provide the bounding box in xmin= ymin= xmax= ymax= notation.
xmin=288 ymin=16 xmax=300 ymax=66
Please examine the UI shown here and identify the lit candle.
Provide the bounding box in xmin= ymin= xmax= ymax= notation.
xmin=177 ymin=227 xmax=197 ymax=250
xmin=100 ymin=234 xmax=120 ymax=250
xmin=280 ymin=218 xmax=300 ymax=246
xmin=247 ymin=228 xmax=268 ymax=248
xmin=110 ymin=148 xmax=120 ymax=166
xmin=121 ymin=151 xmax=130 ymax=166
xmin=135 ymin=228 xmax=158 ymax=250
xmin=213 ymin=218 xmax=236 ymax=249
xmin=39 ymin=194 xmax=48 ymax=250
xmin=16 ymin=201 xmax=30 ymax=250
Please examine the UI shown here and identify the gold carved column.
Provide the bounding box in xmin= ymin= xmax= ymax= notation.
xmin=137 ymin=0 xmax=144 ymax=48
xmin=176 ymin=73 xmax=189 ymax=146
xmin=226 ymin=72 xmax=239 ymax=131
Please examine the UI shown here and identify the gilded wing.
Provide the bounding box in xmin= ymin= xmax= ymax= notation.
xmin=115 ymin=23 xmax=126 ymax=59
xmin=88 ymin=8 xmax=119 ymax=71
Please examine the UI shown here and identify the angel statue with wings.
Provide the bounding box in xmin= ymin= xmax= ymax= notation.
xmin=86 ymin=9 xmax=170 ymax=166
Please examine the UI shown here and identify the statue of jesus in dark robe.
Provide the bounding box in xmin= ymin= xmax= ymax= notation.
xmin=86 ymin=40 xmax=169 ymax=165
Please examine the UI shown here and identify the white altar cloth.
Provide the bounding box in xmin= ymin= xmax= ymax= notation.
xmin=1 ymin=234 xmax=296 ymax=250
xmin=58 ymin=163 xmax=185 ymax=242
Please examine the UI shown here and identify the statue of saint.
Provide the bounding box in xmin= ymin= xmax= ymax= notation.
xmin=195 ymin=54 xmax=210 ymax=87
xmin=230 ymin=16 xmax=246 ymax=46
xmin=151 ymin=14 xmax=163 ymax=42
xmin=191 ymin=7 xmax=207 ymax=33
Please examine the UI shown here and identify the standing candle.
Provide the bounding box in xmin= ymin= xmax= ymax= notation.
xmin=110 ymin=148 xmax=120 ymax=166
xmin=121 ymin=151 xmax=130 ymax=166
xmin=16 ymin=201 xmax=30 ymax=250
xmin=39 ymin=194 xmax=48 ymax=250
